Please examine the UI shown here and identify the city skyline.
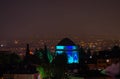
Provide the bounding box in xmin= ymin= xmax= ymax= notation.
xmin=0 ymin=0 xmax=120 ymax=40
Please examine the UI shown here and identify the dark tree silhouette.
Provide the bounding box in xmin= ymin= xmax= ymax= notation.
xmin=111 ymin=45 xmax=120 ymax=58
xmin=52 ymin=53 xmax=67 ymax=79
xmin=0 ymin=52 xmax=22 ymax=74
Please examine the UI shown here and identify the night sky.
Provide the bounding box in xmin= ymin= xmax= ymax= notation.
xmin=0 ymin=0 xmax=120 ymax=40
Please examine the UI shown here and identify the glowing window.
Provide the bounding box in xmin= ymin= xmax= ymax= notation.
xmin=66 ymin=46 xmax=73 ymax=50
xmin=73 ymin=51 xmax=79 ymax=63
xmin=56 ymin=51 xmax=64 ymax=54
xmin=66 ymin=51 xmax=79 ymax=64
xmin=56 ymin=46 xmax=64 ymax=50
xmin=65 ymin=46 xmax=77 ymax=50
xmin=72 ymin=46 xmax=77 ymax=50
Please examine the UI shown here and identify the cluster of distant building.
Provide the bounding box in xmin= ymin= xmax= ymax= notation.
xmin=0 ymin=38 xmax=120 ymax=54
xmin=0 ymin=38 xmax=120 ymax=79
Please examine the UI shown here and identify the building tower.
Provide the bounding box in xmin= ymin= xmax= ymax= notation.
xmin=55 ymin=38 xmax=79 ymax=64
xmin=26 ymin=44 xmax=30 ymax=57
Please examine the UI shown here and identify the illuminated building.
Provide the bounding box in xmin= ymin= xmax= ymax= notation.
xmin=55 ymin=38 xmax=79 ymax=64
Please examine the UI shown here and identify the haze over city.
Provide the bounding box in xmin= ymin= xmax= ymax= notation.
xmin=0 ymin=0 xmax=120 ymax=40
xmin=0 ymin=1 xmax=120 ymax=79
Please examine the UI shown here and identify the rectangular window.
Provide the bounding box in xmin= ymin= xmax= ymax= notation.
xmin=56 ymin=46 xmax=64 ymax=50
xmin=56 ymin=51 xmax=64 ymax=54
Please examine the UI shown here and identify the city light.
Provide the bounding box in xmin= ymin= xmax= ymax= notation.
xmin=106 ymin=59 xmax=110 ymax=63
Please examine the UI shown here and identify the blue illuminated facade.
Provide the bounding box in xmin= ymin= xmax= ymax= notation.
xmin=56 ymin=45 xmax=79 ymax=64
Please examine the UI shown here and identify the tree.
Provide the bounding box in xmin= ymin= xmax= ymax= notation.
xmin=52 ymin=53 xmax=67 ymax=79
xmin=111 ymin=46 xmax=120 ymax=58
xmin=0 ymin=52 xmax=22 ymax=74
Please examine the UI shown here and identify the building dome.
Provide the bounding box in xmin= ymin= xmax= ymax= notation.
xmin=57 ymin=38 xmax=76 ymax=46
xmin=56 ymin=38 xmax=79 ymax=64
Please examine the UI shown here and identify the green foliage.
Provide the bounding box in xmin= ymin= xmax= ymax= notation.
xmin=34 ymin=49 xmax=43 ymax=59
xmin=47 ymin=50 xmax=53 ymax=63
xmin=36 ymin=66 xmax=46 ymax=78
xmin=34 ymin=47 xmax=53 ymax=65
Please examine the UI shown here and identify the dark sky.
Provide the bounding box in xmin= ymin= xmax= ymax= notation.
xmin=0 ymin=0 xmax=120 ymax=40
